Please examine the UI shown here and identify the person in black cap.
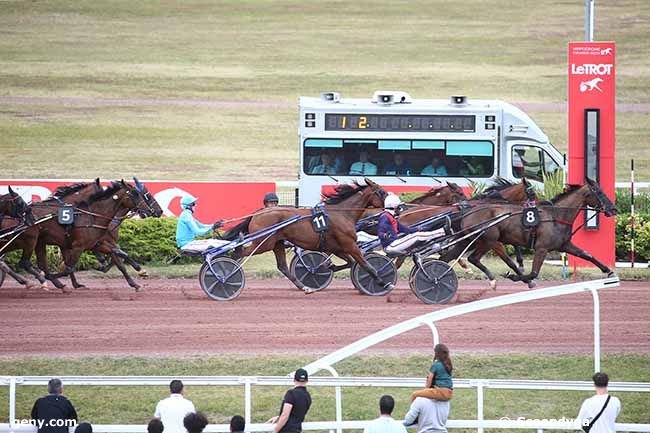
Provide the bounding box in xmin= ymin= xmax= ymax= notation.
xmin=263 ymin=192 xmax=279 ymax=208
xmin=229 ymin=415 xmax=245 ymax=433
xmin=74 ymin=423 xmax=92 ymax=433
xmin=147 ymin=419 xmax=164 ymax=433
xmin=31 ymin=378 xmax=78 ymax=433
xmin=268 ymin=368 xmax=311 ymax=433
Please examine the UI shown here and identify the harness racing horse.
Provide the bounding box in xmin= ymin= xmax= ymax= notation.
xmin=24 ymin=180 xmax=159 ymax=291
xmin=0 ymin=187 xmax=39 ymax=289
xmin=440 ymin=178 xmax=617 ymax=287
xmin=225 ymin=180 xmax=389 ymax=291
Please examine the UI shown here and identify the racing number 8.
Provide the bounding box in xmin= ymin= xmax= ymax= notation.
xmin=525 ymin=210 xmax=536 ymax=224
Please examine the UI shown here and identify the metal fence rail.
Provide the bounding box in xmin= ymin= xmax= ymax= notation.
xmin=2 ymin=376 xmax=649 ymax=433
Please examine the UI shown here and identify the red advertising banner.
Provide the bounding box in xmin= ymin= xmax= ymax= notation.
xmin=568 ymin=42 xmax=616 ymax=267
xmin=0 ymin=180 xmax=275 ymax=224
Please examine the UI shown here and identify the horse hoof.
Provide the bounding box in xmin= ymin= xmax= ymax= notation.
xmin=304 ymin=287 xmax=316 ymax=295
xmin=518 ymin=267 xmax=525 ymax=274
xmin=133 ymin=285 xmax=143 ymax=292
xmin=505 ymin=273 xmax=520 ymax=282
xmin=527 ymin=281 xmax=537 ymax=289
xmin=138 ymin=269 xmax=149 ymax=278
xmin=489 ymin=280 xmax=497 ymax=290
xmin=40 ymin=283 xmax=54 ymax=292
xmin=61 ymin=285 xmax=73 ymax=294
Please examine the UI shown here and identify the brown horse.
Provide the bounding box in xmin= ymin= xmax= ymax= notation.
xmin=0 ymin=187 xmax=38 ymax=288
xmin=20 ymin=180 xmax=158 ymax=291
xmin=439 ymin=178 xmax=617 ymax=286
xmin=225 ymin=180 xmax=388 ymax=291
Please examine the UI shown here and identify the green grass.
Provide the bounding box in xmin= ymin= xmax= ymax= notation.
xmin=0 ymin=355 xmax=648 ymax=427
xmin=0 ymin=1 xmax=649 ymax=181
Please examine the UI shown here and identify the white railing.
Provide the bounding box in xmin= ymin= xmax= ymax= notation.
xmin=1 ymin=376 xmax=649 ymax=433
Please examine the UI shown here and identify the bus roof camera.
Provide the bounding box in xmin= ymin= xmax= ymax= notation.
xmin=320 ymin=92 xmax=341 ymax=102
xmin=450 ymin=95 xmax=468 ymax=106
xmin=372 ymin=91 xmax=412 ymax=105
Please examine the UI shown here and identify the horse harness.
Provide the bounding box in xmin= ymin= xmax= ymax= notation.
xmin=310 ymin=204 xmax=330 ymax=251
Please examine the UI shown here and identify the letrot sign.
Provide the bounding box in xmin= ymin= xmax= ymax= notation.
xmin=568 ymin=42 xmax=616 ymax=267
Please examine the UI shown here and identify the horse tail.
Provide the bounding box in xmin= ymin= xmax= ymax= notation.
xmin=222 ymin=216 xmax=252 ymax=241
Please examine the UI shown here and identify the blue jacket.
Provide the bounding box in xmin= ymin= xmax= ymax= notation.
xmin=377 ymin=212 xmax=414 ymax=247
xmin=176 ymin=209 xmax=213 ymax=248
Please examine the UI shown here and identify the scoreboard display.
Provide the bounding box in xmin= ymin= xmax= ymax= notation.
xmin=325 ymin=113 xmax=476 ymax=132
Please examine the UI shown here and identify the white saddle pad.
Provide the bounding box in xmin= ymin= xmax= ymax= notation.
xmin=181 ymin=238 xmax=231 ymax=254
xmin=356 ymin=231 xmax=379 ymax=243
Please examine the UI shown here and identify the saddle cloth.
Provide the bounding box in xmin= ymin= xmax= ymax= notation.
xmin=181 ymin=238 xmax=231 ymax=254
xmin=356 ymin=231 xmax=379 ymax=243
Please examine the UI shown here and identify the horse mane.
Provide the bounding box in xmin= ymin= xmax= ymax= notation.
xmin=472 ymin=177 xmax=516 ymax=199
xmin=53 ymin=182 xmax=94 ymax=198
xmin=87 ymin=182 xmax=123 ymax=204
xmin=551 ymin=184 xmax=583 ymax=203
xmin=322 ymin=182 xmax=369 ymax=204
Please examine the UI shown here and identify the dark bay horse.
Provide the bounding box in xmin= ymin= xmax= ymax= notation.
xmin=440 ymin=178 xmax=617 ymax=287
xmin=225 ymin=180 xmax=388 ymax=291
xmin=0 ymin=187 xmax=38 ymax=288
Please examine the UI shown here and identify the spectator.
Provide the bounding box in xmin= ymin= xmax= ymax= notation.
xmin=148 ymin=419 xmax=164 ymax=433
xmin=30 ymin=378 xmax=78 ymax=433
xmin=183 ymin=412 xmax=209 ymax=433
xmin=268 ymin=368 xmax=312 ymax=433
xmin=263 ymin=192 xmax=279 ymax=207
xmin=576 ymin=372 xmax=621 ymax=433
xmin=403 ymin=397 xmax=450 ymax=433
xmin=349 ymin=151 xmax=378 ymax=175
xmin=312 ymin=152 xmax=337 ymax=175
xmin=384 ymin=153 xmax=412 ymax=176
xmin=363 ymin=395 xmax=407 ymax=433
xmin=74 ymin=423 xmax=92 ymax=433
xmin=154 ymin=380 xmax=196 ymax=433
xmin=411 ymin=344 xmax=454 ymax=402
xmin=420 ymin=156 xmax=448 ymax=177
xmin=230 ymin=415 xmax=245 ymax=433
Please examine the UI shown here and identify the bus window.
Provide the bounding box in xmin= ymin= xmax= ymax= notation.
xmin=543 ymin=152 xmax=561 ymax=177
xmin=445 ymin=140 xmax=494 ymax=177
xmin=512 ymin=146 xmax=543 ymax=181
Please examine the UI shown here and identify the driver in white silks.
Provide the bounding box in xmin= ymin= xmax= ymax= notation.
xmin=377 ymin=194 xmax=445 ymax=256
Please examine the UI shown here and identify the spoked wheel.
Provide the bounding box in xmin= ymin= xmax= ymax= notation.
xmin=412 ymin=259 xmax=458 ymax=304
xmin=290 ymin=251 xmax=334 ymax=292
xmin=408 ymin=258 xmax=434 ymax=292
xmin=351 ymin=252 xmax=397 ymax=296
xmin=199 ymin=256 xmax=245 ymax=301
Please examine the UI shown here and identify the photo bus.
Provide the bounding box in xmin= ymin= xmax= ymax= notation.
xmin=297 ymin=91 xmax=565 ymax=206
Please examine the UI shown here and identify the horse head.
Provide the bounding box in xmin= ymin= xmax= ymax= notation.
xmin=3 ymin=186 xmax=35 ymax=226
xmin=584 ymin=178 xmax=617 ymax=217
xmin=122 ymin=178 xmax=163 ymax=218
xmin=363 ymin=178 xmax=387 ymax=208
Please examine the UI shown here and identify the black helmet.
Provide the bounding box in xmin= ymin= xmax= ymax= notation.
xmin=263 ymin=192 xmax=279 ymax=204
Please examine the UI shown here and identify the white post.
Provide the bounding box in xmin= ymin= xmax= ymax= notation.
xmin=244 ymin=379 xmax=252 ymax=427
xmin=426 ymin=322 xmax=440 ymax=348
xmin=585 ymin=0 xmax=595 ymax=42
xmin=476 ymin=382 xmax=484 ymax=433
xmin=324 ymin=366 xmax=342 ymax=433
xmin=9 ymin=377 xmax=16 ymax=429
xmin=591 ymin=289 xmax=601 ymax=372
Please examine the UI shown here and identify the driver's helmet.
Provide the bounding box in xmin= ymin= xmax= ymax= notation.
xmin=181 ymin=195 xmax=198 ymax=210
xmin=263 ymin=192 xmax=279 ymax=205
xmin=384 ymin=193 xmax=402 ymax=210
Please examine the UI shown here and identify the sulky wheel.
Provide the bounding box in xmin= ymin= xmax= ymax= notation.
xmin=0 ymin=267 xmax=5 ymax=289
xmin=199 ymin=256 xmax=245 ymax=301
xmin=351 ymin=252 xmax=397 ymax=296
xmin=412 ymin=259 xmax=458 ymax=304
xmin=290 ymin=251 xmax=334 ymax=292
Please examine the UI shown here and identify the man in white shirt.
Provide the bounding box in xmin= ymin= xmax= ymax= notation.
xmin=576 ymin=372 xmax=621 ymax=433
xmin=364 ymin=395 xmax=407 ymax=433
xmin=154 ymin=380 xmax=196 ymax=433
xmin=349 ymin=151 xmax=378 ymax=176
xmin=403 ymin=396 xmax=449 ymax=433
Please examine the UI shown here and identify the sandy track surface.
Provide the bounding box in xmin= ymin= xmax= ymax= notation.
xmin=0 ymin=276 xmax=648 ymax=357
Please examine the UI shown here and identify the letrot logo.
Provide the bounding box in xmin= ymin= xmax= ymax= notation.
xmin=570 ymin=63 xmax=613 ymax=75
xmin=580 ymin=77 xmax=604 ymax=93
xmin=600 ymin=47 xmax=613 ymax=55
xmin=153 ymin=187 xmax=193 ymax=217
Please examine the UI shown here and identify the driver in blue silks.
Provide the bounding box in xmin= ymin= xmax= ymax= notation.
xmin=176 ymin=195 xmax=223 ymax=248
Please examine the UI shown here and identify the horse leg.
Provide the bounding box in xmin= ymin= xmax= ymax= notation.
xmin=514 ymin=246 xmax=526 ymax=273
xmin=18 ymin=247 xmax=49 ymax=287
xmin=466 ymin=244 xmax=498 ymax=290
xmin=519 ymin=248 xmax=549 ymax=285
xmin=35 ymin=242 xmax=66 ymax=289
xmin=348 ymin=249 xmax=391 ymax=290
xmin=272 ymin=242 xmax=305 ymax=291
xmin=50 ymin=248 xmax=84 ymax=291
xmin=560 ymin=242 xmax=614 ymax=276
xmin=111 ymin=253 xmax=141 ymax=291
xmin=328 ymin=253 xmax=353 ymax=272
xmin=0 ymin=260 xmax=37 ymax=289
xmin=93 ymin=251 xmax=113 ymax=273
xmin=113 ymin=247 xmax=146 ymax=275
xmin=491 ymin=243 xmax=535 ymax=288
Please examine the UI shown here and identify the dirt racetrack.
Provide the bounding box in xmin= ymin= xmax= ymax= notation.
xmin=0 ymin=275 xmax=648 ymax=357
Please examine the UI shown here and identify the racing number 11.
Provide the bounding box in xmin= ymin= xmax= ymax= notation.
xmin=313 ymin=214 xmax=327 ymax=230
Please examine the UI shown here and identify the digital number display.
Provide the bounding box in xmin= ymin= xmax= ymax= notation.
xmin=325 ymin=114 xmax=475 ymax=132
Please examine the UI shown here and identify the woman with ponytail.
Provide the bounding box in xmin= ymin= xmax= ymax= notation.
xmin=411 ymin=343 xmax=453 ymax=401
